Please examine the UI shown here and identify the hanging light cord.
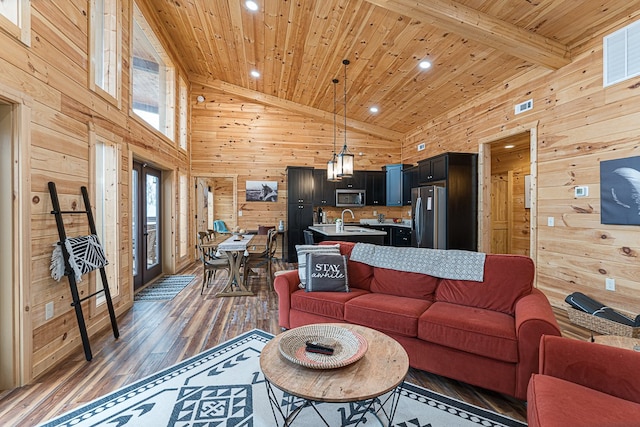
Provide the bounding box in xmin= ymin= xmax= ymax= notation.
xmin=333 ymin=78 xmax=338 ymax=155
xmin=343 ymin=59 xmax=349 ymax=150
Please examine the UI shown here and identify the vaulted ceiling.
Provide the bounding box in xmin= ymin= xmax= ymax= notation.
xmin=145 ymin=0 xmax=640 ymax=136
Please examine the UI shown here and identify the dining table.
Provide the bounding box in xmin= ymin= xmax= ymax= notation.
xmin=202 ymin=234 xmax=268 ymax=297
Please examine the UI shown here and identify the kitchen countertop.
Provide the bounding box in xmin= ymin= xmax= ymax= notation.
xmin=359 ymin=219 xmax=412 ymax=228
xmin=308 ymin=224 xmax=387 ymax=236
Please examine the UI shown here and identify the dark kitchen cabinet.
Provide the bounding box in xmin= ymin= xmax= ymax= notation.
xmin=313 ymin=169 xmax=335 ymax=207
xmin=402 ymin=166 xmax=418 ymax=205
xmin=418 ymin=154 xmax=447 ymax=184
xmin=365 ymin=171 xmax=386 ymax=206
xmin=392 ymin=227 xmax=412 ymax=247
xmin=286 ymin=167 xmax=314 ymax=262
xmin=335 ymin=171 xmax=365 ymax=190
xmin=287 ymin=167 xmax=314 ymax=204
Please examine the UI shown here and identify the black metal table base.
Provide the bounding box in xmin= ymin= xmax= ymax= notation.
xmin=264 ymin=379 xmax=404 ymax=427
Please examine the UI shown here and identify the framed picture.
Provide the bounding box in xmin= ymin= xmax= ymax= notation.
xmin=246 ymin=180 xmax=278 ymax=202
xmin=600 ymin=156 xmax=640 ymax=225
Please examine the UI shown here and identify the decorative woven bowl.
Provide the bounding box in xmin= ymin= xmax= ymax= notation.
xmin=278 ymin=324 xmax=368 ymax=369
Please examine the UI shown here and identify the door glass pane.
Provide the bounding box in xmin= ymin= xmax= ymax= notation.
xmin=146 ymin=173 xmax=159 ymax=268
xmin=132 ymin=169 xmax=138 ymax=277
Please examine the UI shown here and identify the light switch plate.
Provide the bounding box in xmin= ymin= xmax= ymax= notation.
xmin=575 ymin=186 xmax=589 ymax=197
xmin=547 ymin=217 xmax=554 ymax=227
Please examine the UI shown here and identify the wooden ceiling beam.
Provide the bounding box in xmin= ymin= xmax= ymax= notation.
xmin=190 ymin=75 xmax=404 ymax=141
xmin=364 ymin=0 xmax=571 ymax=70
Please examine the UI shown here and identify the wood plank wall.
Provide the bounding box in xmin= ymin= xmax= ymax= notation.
xmin=190 ymin=86 xmax=402 ymax=231
xmin=403 ymin=19 xmax=640 ymax=315
xmin=0 ymin=0 xmax=191 ymax=380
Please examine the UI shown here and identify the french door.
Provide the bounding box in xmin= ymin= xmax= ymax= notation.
xmin=133 ymin=161 xmax=162 ymax=290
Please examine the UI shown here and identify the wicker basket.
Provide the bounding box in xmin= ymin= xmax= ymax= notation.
xmin=566 ymin=307 xmax=640 ymax=338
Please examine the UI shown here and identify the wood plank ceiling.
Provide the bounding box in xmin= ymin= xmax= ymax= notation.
xmin=145 ymin=0 xmax=640 ymax=135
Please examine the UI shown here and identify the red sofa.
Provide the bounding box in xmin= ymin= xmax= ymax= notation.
xmin=274 ymin=241 xmax=561 ymax=400
xmin=527 ymin=335 xmax=640 ymax=426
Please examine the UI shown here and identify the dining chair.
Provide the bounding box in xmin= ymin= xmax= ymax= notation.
xmin=198 ymin=242 xmax=230 ymax=295
xmin=258 ymin=225 xmax=275 ymax=235
xmin=213 ymin=220 xmax=230 ymax=234
xmin=265 ymin=229 xmax=278 ymax=286
xmin=242 ymin=234 xmax=270 ymax=288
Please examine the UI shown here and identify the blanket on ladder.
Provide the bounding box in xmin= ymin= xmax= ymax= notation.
xmin=349 ymin=243 xmax=486 ymax=282
xmin=50 ymin=235 xmax=109 ymax=282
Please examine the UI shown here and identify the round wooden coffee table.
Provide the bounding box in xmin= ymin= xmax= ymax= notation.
xmin=260 ymin=323 xmax=409 ymax=426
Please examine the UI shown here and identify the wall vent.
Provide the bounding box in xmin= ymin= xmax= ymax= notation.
xmin=604 ymin=20 xmax=640 ymax=87
xmin=514 ymin=99 xmax=533 ymax=115
xmin=417 ymin=142 xmax=425 ymax=151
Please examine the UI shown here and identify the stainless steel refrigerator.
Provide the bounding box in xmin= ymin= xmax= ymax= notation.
xmin=411 ymin=185 xmax=446 ymax=248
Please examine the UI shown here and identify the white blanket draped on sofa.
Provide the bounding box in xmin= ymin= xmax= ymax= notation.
xmin=349 ymin=243 xmax=486 ymax=282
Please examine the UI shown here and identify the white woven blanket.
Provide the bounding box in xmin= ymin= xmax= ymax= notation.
xmin=349 ymin=243 xmax=486 ymax=282
xmin=50 ymin=234 xmax=109 ymax=282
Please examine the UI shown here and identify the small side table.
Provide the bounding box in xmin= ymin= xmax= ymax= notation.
xmin=593 ymin=335 xmax=640 ymax=352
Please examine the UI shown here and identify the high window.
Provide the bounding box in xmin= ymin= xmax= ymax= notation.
xmin=179 ymin=172 xmax=188 ymax=258
xmin=0 ymin=0 xmax=30 ymax=45
xmin=178 ymin=76 xmax=188 ymax=150
xmin=132 ymin=3 xmax=175 ymax=139
xmin=90 ymin=0 xmax=120 ymax=100
xmin=94 ymin=139 xmax=120 ymax=303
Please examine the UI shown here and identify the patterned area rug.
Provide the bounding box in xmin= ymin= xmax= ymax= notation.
xmin=134 ymin=275 xmax=196 ymax=301
xmin=38 ymin=330 xmax=526 ymax=427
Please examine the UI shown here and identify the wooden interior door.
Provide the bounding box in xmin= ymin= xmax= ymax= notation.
xmin=491 ymin=174 xmax=509 ymax=254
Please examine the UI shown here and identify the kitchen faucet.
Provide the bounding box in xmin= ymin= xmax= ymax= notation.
xmin=341 ymin=209 xmax=355 ymax=227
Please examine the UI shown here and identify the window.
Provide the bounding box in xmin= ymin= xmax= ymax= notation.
xmin=0 ymin=0 xmax=30 ymax=45
xmin=132 ymin=3 xmax=175 ymax=139
xmin=179 ymin=172 xmax=188 ymax=258
xmin=178 ymin=76 xmax=188 ymax=150
xmin=94 ymin=139 xmax=120 ymax=303
xmin=90 ymin=0 xmax=120 ymax=100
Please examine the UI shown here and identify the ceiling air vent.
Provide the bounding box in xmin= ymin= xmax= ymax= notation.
xmin=604 ymin=20 xmax=640 ymax=87
xmin=514 ymin=99 xmax=533 ymax=115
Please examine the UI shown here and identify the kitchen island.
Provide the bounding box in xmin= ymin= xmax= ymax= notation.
xmin=308 ymin=224 xmax=386 ymax=245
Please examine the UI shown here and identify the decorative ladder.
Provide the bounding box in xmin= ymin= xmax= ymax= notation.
xmin=48 ymin=181 xmax=119 ymax=361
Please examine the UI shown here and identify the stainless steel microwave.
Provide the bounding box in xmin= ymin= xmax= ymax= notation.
xmin=336 ymin=189 xmax=366 ymax=207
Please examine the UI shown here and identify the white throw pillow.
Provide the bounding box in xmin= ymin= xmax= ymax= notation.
xmin=295 ymin=244 xmax=341 ymax=288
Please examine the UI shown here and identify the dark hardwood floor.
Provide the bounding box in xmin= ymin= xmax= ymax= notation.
xmin=0 ymin=260 xmax=593 ymax=426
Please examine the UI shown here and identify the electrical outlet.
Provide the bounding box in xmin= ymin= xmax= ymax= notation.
xmin=605 ymin=278 xmax=616 ymax=291
xmin=547 ymin=217 xmax=554 ymax=227
xmin=45 ymin=302 xmax=54 ymax=320
xmin=238 ymin=210 xmax=243 ymax=217
xmin=373 ymin=210 xmax=377 ymax=216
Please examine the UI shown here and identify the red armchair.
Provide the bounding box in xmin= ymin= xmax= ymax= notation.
xmin=527 ymin=335 xmax=640 ymax=427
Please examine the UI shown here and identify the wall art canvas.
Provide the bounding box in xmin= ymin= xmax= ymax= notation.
xmin=246 ymin=180 xmax=278 ymax=202
xmin=600 ymin=156 xmax=640 ymax=225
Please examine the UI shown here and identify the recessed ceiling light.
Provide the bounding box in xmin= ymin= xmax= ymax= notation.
xmin=369 ymin=106 xmax=379 ymax=113
xmin=419 ymin=60 xmax=432 ymax=70
xmin=505 ymin=144 xmax=515 ymax=149
xmin=250 ymin=70 xmax=260 ymax=78
xmin=245 ymin=1 xmax=259 ymax=11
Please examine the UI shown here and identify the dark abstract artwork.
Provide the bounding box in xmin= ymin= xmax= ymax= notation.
xmin=601 ymin=156 xmax=640 ymax=225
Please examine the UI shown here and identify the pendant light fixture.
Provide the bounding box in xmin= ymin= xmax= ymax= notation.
xmin=327 ymin=78 xmax=341 ymax=182
xmin=337 ymin=59 xmax=354 ymax=178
